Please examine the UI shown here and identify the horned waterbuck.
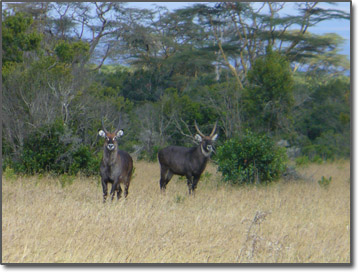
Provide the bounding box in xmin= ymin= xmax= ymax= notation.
xmin=98 ymin=119 xmax=133 ymax=202
xmin=158 ymin=121 xmax=218 ymax=194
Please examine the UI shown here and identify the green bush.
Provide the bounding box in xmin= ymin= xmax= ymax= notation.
xmin=3 ymin=167 xmax=17 ymax=180
xmin=295 ymin=156 xmax=310 ymax=167
xmin=215 ymin=130 xmax=287 ymax=185
xmin=13 ymin=119 xmax=67 ymax=174
xmin=10 ymin=119 xmax=100 ymax=175
xmin=138 ymin=145 xmax=161 ymax=162
xmin=318 ymin=176 xmax=332 ymax=189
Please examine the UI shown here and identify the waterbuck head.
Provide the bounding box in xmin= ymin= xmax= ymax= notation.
xmin=98 ymin=119 xmax=124 ymax=152
xmin=194 ymin=121 xmax=218 ymax=157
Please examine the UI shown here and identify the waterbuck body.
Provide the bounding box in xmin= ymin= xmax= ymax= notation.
xmin=99 ymin=120 xmax=133 ymax=202
xmin=158 ymin=122 xmax=218 ymax=194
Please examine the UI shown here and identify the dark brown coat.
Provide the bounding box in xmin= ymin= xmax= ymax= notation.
xmin=98 ymin=121 xmax=133 ymax=202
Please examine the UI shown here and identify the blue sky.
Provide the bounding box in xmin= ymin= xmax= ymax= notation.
xmin=127 ymin=1 xmax=351 ymax=57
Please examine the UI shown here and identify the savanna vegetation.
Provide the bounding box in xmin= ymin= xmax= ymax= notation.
xmin=2 ymin=160 xmax=350 ymax=263
xmin=2 ymin=2 xmax=350 ymax=177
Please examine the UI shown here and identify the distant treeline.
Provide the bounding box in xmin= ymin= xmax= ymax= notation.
xmin=2 ymin=2 xmax=350 ymax=175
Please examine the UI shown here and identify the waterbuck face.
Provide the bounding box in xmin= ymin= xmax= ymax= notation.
xmin=98 ymin=129 xmax=124 ymax=151
xmin=195 ymin=134 xmax=218 ymax=156
xmin=194 ymin=121 xmax=218 ymax=157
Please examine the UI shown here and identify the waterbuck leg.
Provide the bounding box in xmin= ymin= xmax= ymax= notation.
xmin=187 ymin=175 xmax=194 ymax=195
xmin=110 ymin=182 xmax=119 ymax=201
xmin=191 ymin=176 xmax=200 ymax=195
xmin=159 ymin=167 xmax=168 ymax=191
xmin=101 ymin=179 xmax=108 ymax=203
xmin=124 ymin=180 xmax=130 ymax=198
xmin=160 ymin=167 xmax=173 ymax=192
xmin=116 ymin=183 xmax=123 ymax=200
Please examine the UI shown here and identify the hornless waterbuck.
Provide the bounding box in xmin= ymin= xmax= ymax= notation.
xmin=158 ymin=121 xmax=218 ymax=194
xmin=98 ymin=119 xmax=133 ymax=202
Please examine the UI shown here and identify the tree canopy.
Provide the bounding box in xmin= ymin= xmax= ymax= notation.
xmin=2 ymin=2 xmax=350 ymax=174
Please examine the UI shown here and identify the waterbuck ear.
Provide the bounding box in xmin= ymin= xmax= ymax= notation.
xmin=116 ymin=129 xmax=124 ymax=138
xmin=211 ymin=134 xmax=218 ymax=141
xmin=98 ymin=130 xmax=106 ymax=138
xmin=194 ymin=134 xmax=203 ymax=143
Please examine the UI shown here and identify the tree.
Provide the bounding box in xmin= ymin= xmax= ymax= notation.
xmin=181 ymin=2 xmax=349 ymax=89
xmin=293 ymin=75 xmax=350 ymax=159
xmin=245 ymin=46 xmax=294 ymax=134
xmin=198 ymin=80 xmax=242 ymax=138
xmin=2 ymin=11 xmax=42 ymax=71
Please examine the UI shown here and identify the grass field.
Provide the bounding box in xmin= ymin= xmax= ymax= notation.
xmin=2 ymin=160 xmax=350 ymax=263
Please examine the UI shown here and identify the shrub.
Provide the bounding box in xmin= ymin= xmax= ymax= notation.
xmin=215 ymin=130 xmax=287 ymax=185
xmin=318 ymin=176 xmax=332 ymax=189
xmin=295 ymin=156 xmax=310 ymax=167
xmin=69 ymin=145 xmax=101 ymax=176
xmin=13 ymin=119 xmax=67 ymax=174
xmin=138 ymin=145 xmax=161 ymax=162
xmin=3 ymin=167 xmax=17 ymax=180
xmin=11 ymin=119 xmax=100 ymax=175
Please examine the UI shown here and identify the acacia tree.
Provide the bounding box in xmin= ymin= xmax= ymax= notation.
xmin=182 ymin=2 xmax=349 ymax=88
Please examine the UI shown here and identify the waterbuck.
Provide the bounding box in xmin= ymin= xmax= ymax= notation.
xmin=98 ymin=119 xmax=133 ymax=202
xmin=158 ymin=121 xmax=218 ymax=194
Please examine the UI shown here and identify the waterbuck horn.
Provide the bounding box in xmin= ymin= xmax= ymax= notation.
xmin=209 ymin=121 xmax=217 ymax=137
xmin=194 ymin=120 xmax=205 ymax=138
xmin=101 ymin=118 xmax=108 ymax=134
xmin=114 ymin=118 xmax=121 ymax=134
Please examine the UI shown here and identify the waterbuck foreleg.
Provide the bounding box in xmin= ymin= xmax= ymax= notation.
xmin=192 ymin=176 xmax=200 ymax=195
xmin=187 ymin=175 xmax=194 ymax=195
xmin=116 ymin=183 xmax=123 ymax=200
xmin=110 ymin=180 xmax=120 ymax=201
xmin=101 ymin=179 xmax=108 ymax=203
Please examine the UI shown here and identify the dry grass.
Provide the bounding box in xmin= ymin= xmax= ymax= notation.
xmin=2 ymin=160 xmax=350 ymax=263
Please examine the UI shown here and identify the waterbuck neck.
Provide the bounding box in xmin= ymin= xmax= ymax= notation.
xmin=103 ymin=146 xmax=118 ymax=165
xmin=200 ymin=144 xmax=212 ymax=157
xmin=192 ymin=145 xmax=209 ymax=161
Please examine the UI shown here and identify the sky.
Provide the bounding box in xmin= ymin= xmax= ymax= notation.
xmin=127 ymin=1 xmax=351 ymax=58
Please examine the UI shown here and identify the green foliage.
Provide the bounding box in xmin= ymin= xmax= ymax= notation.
xmin=2 ymin=11 xmax=42 ymax=66
xmin=174 ymin=194 xmax=186 ymax=204
xmin=1 ymin=4 xmax=351 ymax=177
xmin=295 ymin=156 xmax=310 ymax=167
xmin=138 ymin=145 xmax=161 ymax=162
xmin=215 ymin=130 xmax=287 ymax=185
xmin=59 ymin=174 xmax=76 ymax=188
xmin=294 ymin=76 xmax=350 ymax=160
xmin=69 ymin=145 xmax=100 ymax=176
xmin=3 ymin=167 xmax=18 ymax=180
xmin=13 ymin=119 xmax=67 ymax=174
xmin=245 ymin=46 xmax=294 ymax=133
xmin=200 ymin=172 xmax=213 ymax=183
xmin=55 ymin=40 xmax=90 ymax=64
xmin=318 ymin=176 xmax=332 ymax=189
xmin=10 ymin=119 xmax=100 ymax=175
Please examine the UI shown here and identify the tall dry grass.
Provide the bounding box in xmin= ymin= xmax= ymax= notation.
xmin=2 ymin=160 xmax=350 ymax=263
